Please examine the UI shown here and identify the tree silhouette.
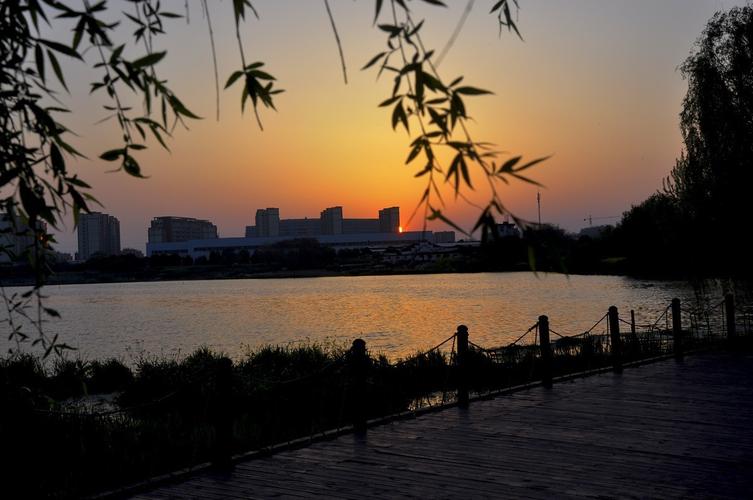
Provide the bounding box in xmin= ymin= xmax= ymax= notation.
xmin=667 ymin=6 xmax=753 ymax=272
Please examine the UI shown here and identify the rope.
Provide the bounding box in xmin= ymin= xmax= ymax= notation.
xmin=549 ymin=328 xmax=565 ymax=339
xmin=649 ymin=304 xmax=671 ymax=332
xmin=393 ymin=333 xmax=456 ymax=367
xmin=468 ymin=340 xmax=487 ymax=351
xmin=618 ymin=317 xmax=632 ymax=326
xmin=585 ymin=313 xmax=609 ymax=335
xmin=512 ymin=321 xmax=540 ymax=346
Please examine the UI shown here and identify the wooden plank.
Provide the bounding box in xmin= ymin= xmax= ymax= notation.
xmin=131 ymin=351 xmax=753 ymax=500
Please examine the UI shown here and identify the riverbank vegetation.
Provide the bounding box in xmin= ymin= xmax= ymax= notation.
xmin=5 ymin=316 xmax=745 ymax=498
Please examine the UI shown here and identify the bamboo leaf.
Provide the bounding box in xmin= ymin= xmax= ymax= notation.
xmin=35 ymin=44 xmax=45 ymax=82
xmin=46 ymin=50 xmax=68 ymax=92
xmin=225 ymin=71 xmax=244 ymax=89
xmin=131 ymin=51 xmax=166 ymax=68
xmin=455 ymin=86 xmax=493 ymax=96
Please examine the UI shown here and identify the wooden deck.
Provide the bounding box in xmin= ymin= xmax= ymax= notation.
xmin=130 ymin=351 xmax=753 ymax=499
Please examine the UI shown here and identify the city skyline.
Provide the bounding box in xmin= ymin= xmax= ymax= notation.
xmin=72 ymin=205 xmax=411 ymax=256
xmin=45 ymin=1 xmax=748 ymax=253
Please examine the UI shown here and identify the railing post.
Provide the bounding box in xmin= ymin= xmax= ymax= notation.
xmin=538 ymin=315 xmax=552 ymax=388
xmin=608 ymin=306 xmax=622 ymax=373
xmin=671 ymin=298 xmax=683 ymax=357
xmin=212 ymin=357 xmax=233 ymax=467
xmin=725 ymin=293 xmax=736 ymax=342
xmin=456 ymin=325 xmax=469 ymax=409
xmin=630 ymin=310 xmax=636 ymax=336
xmin=350 ymin=338 xmax=368 ymax=434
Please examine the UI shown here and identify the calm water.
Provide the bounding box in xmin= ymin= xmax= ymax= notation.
xmin=3 ymin=273 xmax=699 ymax=361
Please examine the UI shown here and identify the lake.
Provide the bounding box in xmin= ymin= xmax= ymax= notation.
xmin=2 ymin=273 xmax=702 ymax=362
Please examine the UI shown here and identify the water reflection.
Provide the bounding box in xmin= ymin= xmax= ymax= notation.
xmin=2 ymin=273 xmax=710 ymax=361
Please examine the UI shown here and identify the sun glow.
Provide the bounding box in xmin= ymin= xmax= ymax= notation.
xmin=399 ymin=226 xmax=404 ymax=233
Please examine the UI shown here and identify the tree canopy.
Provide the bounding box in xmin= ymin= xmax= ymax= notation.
xmin=668 ymin=5 xmax=753 ymax=269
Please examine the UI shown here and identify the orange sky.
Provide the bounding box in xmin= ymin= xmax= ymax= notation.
xmin=45 ymin=0 xmax=745 ymax=253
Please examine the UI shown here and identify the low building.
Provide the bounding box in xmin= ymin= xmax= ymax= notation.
xmin=279 ymin=218 xmax=320 ymax=237
xmin=121 ymin=248 xmax=145 ymax=258
xmin=433 ymin=231 xmax=456 ymax=244
xmin=497 ymin=222 xmax=521 ymax=238
xmin=146 ymin=231 xmax=434 ymax=259
xmin=246 ymin=206 xmax=401 ymax=239
xmin=148 ymin=216 xmax=218 ymax=244
xmin=382 ymin=241 xmax=461 ymax=265
xmin=343 ymin=218 xmax=380 ymax=234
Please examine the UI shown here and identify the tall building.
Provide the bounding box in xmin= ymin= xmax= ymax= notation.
xmin=148 ymin=216 xmax=218 ymax=244
xmin=255 ymin=208 xmax=280 ymax=237
xmin=77 ymin=212 xmax=120 ymax=260
xmin=320 ymin=207 xmax=343 ymax=235
xmin=379 ymin=207 xmax=400 ymax=233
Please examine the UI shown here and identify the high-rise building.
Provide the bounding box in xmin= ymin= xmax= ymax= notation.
xmin=77 ymin=212 xmax=120 ymax=260
xmin=255 ymin=208 xmax=280 ymax=237
xmin=379 ymin=207 xmax=400 ymax=233
xmin=148 ymin=216 xmax=218 ymax=244
xmin=320 ymin=207 xmax=343 ymax=235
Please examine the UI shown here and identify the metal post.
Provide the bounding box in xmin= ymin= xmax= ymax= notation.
xmin=725 ymin=294 xmax=736 ymax=341
xmin=456 ymin=325 xmax=469 ymax=409
xmin=630 ymin=309 xmax=636 ymax=336
xmin=671 ymin=298 xmax=682 ymax=357
xmin=539 ymin=315 xmax=552 ymax=388
xmin=608 ymin=306 xmax=622 ymax=373
xmin=350 ymin=338 xmax=368 ymax=434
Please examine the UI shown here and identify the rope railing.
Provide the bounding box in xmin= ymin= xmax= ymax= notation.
xmin=393 ymin=332 xmax=457 ymax=367
xmin=581 ymin=312 xmax=609 ymax=337
xmin=549 ymin=328 xmax=564 ymax=338
xmin=649 ymin=304 xmax=672 ymax=332
xmin=21 ymin=292 xmax=750 ymax=490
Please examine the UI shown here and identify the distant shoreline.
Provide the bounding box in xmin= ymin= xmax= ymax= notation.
xmin=0 ymin=264 xmax=694 ymax=288
xmin=3 ymin=266 xmax=506 ymax=287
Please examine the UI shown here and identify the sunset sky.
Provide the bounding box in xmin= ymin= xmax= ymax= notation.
xmin=46 ymin=0 xmax=744 ymax=253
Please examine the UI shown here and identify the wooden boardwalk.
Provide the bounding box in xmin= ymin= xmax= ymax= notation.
xmin=130 ymin=351 xmax=753 ymax=499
